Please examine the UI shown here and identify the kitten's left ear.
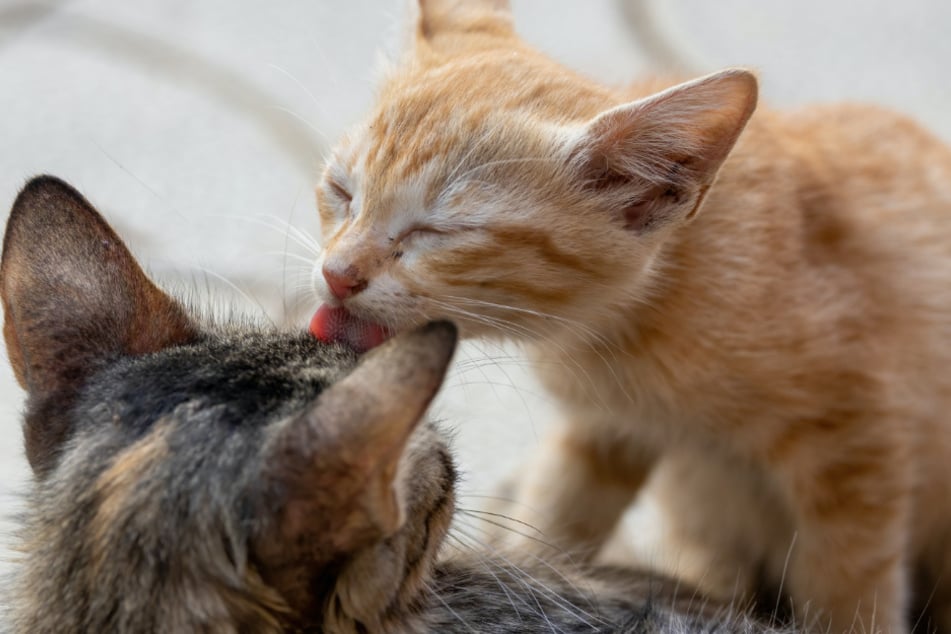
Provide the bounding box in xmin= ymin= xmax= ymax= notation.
xmin=566 ymin=68 xmax=758 ymax=232
xmin=415 ymin=0 xmax=513 ymax=44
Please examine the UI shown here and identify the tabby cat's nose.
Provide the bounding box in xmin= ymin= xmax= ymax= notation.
xmin=322 ymin=264 xmax=368 ymax=299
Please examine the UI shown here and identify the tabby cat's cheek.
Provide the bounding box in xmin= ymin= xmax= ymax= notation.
xmin=309 ymin=304 xmax=391 ymax=352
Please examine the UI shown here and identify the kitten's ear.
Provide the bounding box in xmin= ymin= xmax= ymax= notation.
xmin=264 ymin=321 xmax=457 ymax=552
xmin=566 ymin=69 xmax=757 ymax=232
xmin=415 ymin=0 xmax=513 ymax=44
xmin=1 ymin=176 xmax=196 ymax=471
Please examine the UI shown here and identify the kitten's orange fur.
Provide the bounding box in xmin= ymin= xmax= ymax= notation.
xmin=312 ymin=1 xmax=951 ymax=631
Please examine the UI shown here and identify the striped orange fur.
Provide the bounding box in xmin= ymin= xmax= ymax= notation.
xmin=312 ymin=2 xmax=951 ymax=631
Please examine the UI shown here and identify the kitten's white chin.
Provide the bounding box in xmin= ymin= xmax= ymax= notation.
xmin=309 ymin=304 xmax=391 ymax=353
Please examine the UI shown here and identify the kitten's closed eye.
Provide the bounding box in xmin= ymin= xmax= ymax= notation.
xmin=395 ymin=225 xmax=447 ymax=244
xmin=325 ymin=180 xmax=353 ymax=219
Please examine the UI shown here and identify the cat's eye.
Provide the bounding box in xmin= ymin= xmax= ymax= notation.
xmin=326 ymin=180 xmax=352 ymax=204
xmin=397 ymin=225 xmax=445 ymax=244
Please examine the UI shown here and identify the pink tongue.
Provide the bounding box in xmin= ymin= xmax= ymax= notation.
xmin=309 ymin=304 xmax=390 ymax=353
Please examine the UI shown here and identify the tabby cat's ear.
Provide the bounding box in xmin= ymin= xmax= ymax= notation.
xmin=566 ymin=68 xmax=757 ymax=233
xmin=263 ymin=321 xmax=457 ymax=553
xmin=415 ymin=0 xmax=513 ymax=43
xmin=1 ymin=176 xmax=195 ymax=471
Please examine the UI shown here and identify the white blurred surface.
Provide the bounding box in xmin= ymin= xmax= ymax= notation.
xmin=1 ymin=0 xmax=948 ymax=584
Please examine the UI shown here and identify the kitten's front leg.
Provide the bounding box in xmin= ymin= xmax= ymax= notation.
xmin=778 ymin=430 xmax=912 ymax=634
xmin=501 ymin=422 xmax=656 ymax=560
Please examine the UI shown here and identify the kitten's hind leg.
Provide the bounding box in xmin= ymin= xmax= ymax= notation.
xmin=496 ymin=422 xmax=656 ymax=560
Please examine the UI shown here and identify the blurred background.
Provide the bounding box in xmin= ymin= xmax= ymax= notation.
xmin=1 ymin=0 xmax=949 ymax=580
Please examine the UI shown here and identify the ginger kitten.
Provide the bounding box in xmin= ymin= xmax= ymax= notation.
xmin=310 ymin=1 xmax=951 ymax=632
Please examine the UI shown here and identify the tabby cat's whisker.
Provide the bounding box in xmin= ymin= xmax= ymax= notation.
xmin=454 ymin=517 xmax=601 ymax=611
xmin=449 ymin=535 xmax=573 ymax=632
xmin=452 ymin=522 xmax=604 ymax=628
xmin=457 ymin=508 xmax=545 ymax=536
xmin=424 ymin=583 xmax=480 ymax=633
xmin=453 ymin=519 xmax=584 ymax=591
xmin=443 ymin=534 xmax=530 ymax=619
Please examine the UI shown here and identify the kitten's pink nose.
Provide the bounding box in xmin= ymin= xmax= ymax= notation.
xmin=322 ymin=264 xmax=368 ymax=300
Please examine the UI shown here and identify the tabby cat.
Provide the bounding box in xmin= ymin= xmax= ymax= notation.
xmin=1 ymin=176 xmax=788 ymax=632
xmin=309 ymin=1 xmax=951 ymax=632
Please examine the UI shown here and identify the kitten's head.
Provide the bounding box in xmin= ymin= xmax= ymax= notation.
xmin=311 ymin=0 xmax=757 ymax=349
xmin=2 ymin=176 xmax=458 ymax=632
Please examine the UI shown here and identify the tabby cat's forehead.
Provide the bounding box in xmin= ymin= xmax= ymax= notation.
xmin=80 ymin=330 xmax=358 ymax=436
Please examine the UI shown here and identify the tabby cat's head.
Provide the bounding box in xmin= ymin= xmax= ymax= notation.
xmin=311 ymin=0 xmax=757 ymax=349
xmin=2 ymin=176 xmax=458 ymax=632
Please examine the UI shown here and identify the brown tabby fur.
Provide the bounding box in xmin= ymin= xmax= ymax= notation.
xmin=312 ymin=1 xmax=951 ymax=631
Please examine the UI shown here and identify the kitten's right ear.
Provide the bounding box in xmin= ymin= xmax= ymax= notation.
xmin=262 ymin=321 xmax=457 ymax=556
xmin=1 ymin=176 xmax=196 ymax=472
xmin=565 ymin=69 xmax=757 ymax=233
xmin=415 ymin=0 xmax=513 ymax=45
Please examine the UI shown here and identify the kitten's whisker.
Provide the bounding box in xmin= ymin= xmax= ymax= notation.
xmin=199 ymin=213 xmax=324 ymax=255
xmin=270 ymin=105 xmax=330 ymax=146
xmin=910 ymin=574 xmax=941 ymax=634
xmin=441 ymin=295 xmax=639 ymax=406
xmin=429 ymin=301 xmax=534 ymax=341
xmin=267 ymin=62 xmax=326 ymax=117
xmin=429 ymin=298 xmax=618 ymax=410
xmin=191 ymin=267 xmax=275 ymax=326
xmin=251 ymin=213 xmax=324 ymax=254
xmin=465 ymin=339 xmax=541 ymax=434
xmin=446 ymin=294 xmax=627 ymax=357
xmin=264 ymin=251 xmax=316 ymax=265
xmin=772 ymin=531 xmax=797 ymax=626
xmin=429 ymin=300 xmax=578 ymax=408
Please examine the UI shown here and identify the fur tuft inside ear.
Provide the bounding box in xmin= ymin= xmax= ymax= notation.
xmin=566 ymin=68 xmax=758 ymax=232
